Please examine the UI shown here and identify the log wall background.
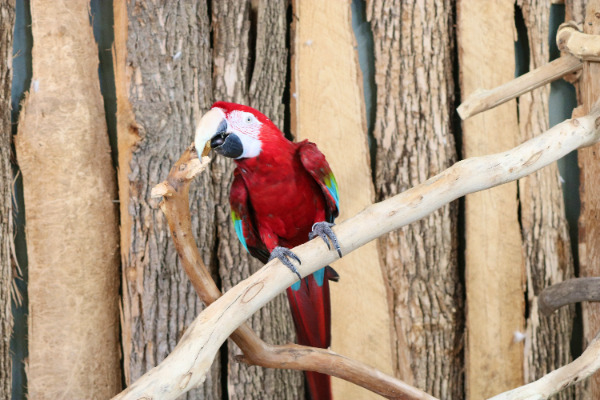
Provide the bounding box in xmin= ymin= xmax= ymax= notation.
xmin=3 ymin=0 xmax=592 ymax=399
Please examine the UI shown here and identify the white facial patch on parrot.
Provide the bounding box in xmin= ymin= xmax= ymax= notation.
xmin=227 ymin=110 xmax=263 ymax=159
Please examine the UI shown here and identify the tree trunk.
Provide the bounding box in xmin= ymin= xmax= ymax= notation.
xmin=211 ymin=1 xmax=303 ymax=398
xmin=368 ymin=1 xmax=462 ymax=398
xmin=14 ymin=0 xmax=121 ymax=398
xmin=516 ymin=2 xmax=577 ymax=399
xmin=114 ymin=1 xmax=220 ymax=398
xmin=116 ymin=1 xmax=300 ymax=398
xmin=457 ymin=1 xmax=526 ymax=398
xmin=0 ymin=0 xmax=14 ymax=397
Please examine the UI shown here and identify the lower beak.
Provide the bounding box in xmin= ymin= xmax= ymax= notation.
xmin=210 ymin=132 xmax=244 ymax=159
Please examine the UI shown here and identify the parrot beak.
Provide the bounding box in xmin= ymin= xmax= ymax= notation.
xmin=194 ymin=108 xmax=244 ymax=159
xmin=194 ymin=108 xmax=226 ymax=157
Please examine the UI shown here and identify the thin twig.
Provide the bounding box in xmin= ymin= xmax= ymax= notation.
xmin=114 ymin=106 xmax=600 ymax=400
xmin=538 ymin=277 xmax=600 ymax=315
xmin=147 ymin=145 xmax=435 ymax=400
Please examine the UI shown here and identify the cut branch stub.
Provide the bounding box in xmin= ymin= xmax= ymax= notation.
xmin=557 ymin=22 xmax=600 ymax=61
xmin=538 ymin=277 xmax=600 ymax=315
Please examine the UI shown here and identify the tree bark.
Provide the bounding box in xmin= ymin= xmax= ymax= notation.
xmin=368 ymin=1 xmax=461 ymax=398
xmin=211 ymin=2 xmax=303 ymax=398
xmin=457 ymin=1 xmax=526 ymax=398
xmin=14 ymin=0 xmax=121 ymax=398
xmin=114 ymin=1 xmax=220 ymax=398
xmin=515 ymin=2 xmax=577 ymax=399
xmin=116 ymin=1 xmax=300 ymax=398
xmin=0 ymin=0 xmax=14 ymax=397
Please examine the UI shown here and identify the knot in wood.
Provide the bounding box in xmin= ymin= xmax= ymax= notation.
xmin=242 ymin=281 xmax=265 ymax=303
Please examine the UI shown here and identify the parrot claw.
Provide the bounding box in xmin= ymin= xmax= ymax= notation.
xmin=269 ymin=246 xmax=302 ymax=280
xmin=309 ymin=221 xmax=342 ymax=258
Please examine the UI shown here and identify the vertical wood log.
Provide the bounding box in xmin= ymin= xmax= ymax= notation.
xmin=577 ymin=0 xmax=600 ymax=397
xmin=211 ymin=2 xmax=303 ymax=398
xmin=516 ymin=2 xmax=577 ymax=399
xmin=0 ymin=0 xmax=14 ymax=397
xmin=114 ymin=1 xmax=221 ymax=398
xmin=368 ymin=0 xmax=461 ymax=398
xmin=14 ymin=0 xmax=120 ymax=398
xmin=290 ymin=1 xmax=394 ymax=399
xmin=457 ymin=1 xmax=525 ymax=398
xmin=117 ymin=1 xmax=300 ymax=398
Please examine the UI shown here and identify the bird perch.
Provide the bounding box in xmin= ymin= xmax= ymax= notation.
xmin=113 ymin=104 xmax=600 ymax=399
xmin=148 ymin=147 xmax=432 ymax=400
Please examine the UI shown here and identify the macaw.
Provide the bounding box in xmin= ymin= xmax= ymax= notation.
xmin=195 ymin=102 xmax=342 ymax=400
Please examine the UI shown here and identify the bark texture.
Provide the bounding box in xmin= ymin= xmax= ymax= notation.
xmin=0 ymin=0 xmax=14 ymax=397
xmin=116 ymin=1 xmax=300 ymax=398
xmin=368 ymin=1 xmax=461 ymax=398
xmin=115 ymin=1 xmax=220 ymax=398
xmin=516 ymin=2 xmax=577 ymax=399
xmin=211 ymin=2 xmax=303 ymax=398
xmin=14 ymin=0 xmax=121 ymax=398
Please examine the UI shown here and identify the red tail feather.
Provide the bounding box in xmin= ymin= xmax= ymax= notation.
xmin=287 ymin=268 xmax=336 ymax=400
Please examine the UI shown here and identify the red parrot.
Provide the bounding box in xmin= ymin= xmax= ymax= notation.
xmin=195 ymin=102 xmax=342 ymax=400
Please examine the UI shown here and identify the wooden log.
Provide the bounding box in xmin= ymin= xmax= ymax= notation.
xmin=0 ymin=0 xmax=14 ymax=397
xmin=576 ymin=0 xmax=600 ymax=398
xmin=515 ymin=2 xmax=577 ymax=399
xmin=114 ymin=103 xmax=600 ymax=400
xmin=290 ymin=1 xmax=394 ymax=399
xmin=14 ymin=0 xmax=120 ymax=397
xmin=457 ymin=1 xmax=525 ymax=398
xmin=210 ymin=1 xmax=303 ymax=397
xmin=116 ymin=1 xmax=300 ymax=397
xmin=113 ymin=1 xmax=221 ymax=397
xmin=368 ymin=0 xmax=461 ymax=397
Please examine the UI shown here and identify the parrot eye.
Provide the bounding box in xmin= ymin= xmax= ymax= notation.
xmin=246 ymin=116 xmax=253 ymax=123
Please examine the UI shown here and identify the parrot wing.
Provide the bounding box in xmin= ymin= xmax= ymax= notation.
xmin=297 ymin=141 xmax=339 ymax=223
xmin=230 ymin=169 xmax=270 ymax=263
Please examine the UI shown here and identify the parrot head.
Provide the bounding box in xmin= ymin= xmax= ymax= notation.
xmin=194 ymin=102 xmax=282 ymax=160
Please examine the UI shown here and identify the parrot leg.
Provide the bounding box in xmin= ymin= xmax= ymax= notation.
xmin=309 ymin=221 xmax=343 ymax=258
xmin=269 ymin=246 xmax=302 ymax=280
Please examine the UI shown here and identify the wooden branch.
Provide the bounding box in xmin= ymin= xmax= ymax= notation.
xmin=557 ymin=22 xmax=600 ymax=61
xmin=148 ymin=145 xmax=435 ymax=400
xmin=488 ymin=331 xmax=600 ymax=400
xmin=538 ymin=277 xmax=600 ymax=315
xmin=114 ymin=107 xmax=600 ymax=400
xmin=457 ymin=55 xmax=582 ymax=120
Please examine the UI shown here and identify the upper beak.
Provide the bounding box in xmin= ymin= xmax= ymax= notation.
xmin=194 ymin=108 xmax=227 ymax=157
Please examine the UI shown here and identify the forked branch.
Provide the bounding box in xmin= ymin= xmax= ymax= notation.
xmin=114 ymin=106 xmax=600 ymax=400
xmin=146 ymin=147 xmax=435 ymax=400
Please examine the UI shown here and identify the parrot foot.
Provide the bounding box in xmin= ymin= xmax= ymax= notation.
xmin=269 ymin=246 xmax=302 ymax=280
xmin=309 ymin=221 xmax=342 ymax=258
